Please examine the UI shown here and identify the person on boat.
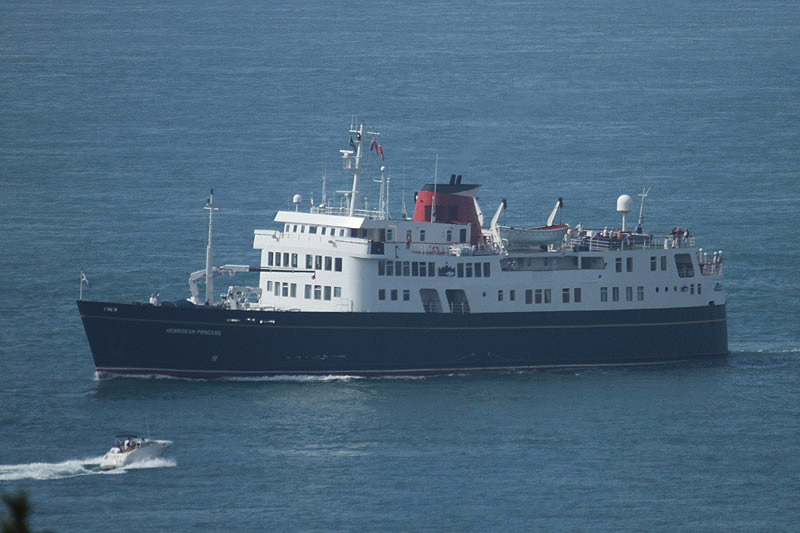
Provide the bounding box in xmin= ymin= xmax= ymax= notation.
xmin=149 ymin=293 xmax=156 ymax=305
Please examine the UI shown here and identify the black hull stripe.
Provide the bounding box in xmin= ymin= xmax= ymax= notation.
xmin=80 ymin=313 xmax=726 ymax=331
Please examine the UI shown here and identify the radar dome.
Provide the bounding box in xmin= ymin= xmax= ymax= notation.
xmin=616 ymin=194 xmax=633 ymax=213
xmin=292 ymin=194 xmax=302 ymax=205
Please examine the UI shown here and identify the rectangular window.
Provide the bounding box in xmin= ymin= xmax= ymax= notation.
xmin=309 ymin=226 xmax=317 ymax=234
xmin=615 ymin=258 xmax=622 ymax=273
xmin=281 ymin=282 xmax=289 ymax=297
xmin=335 ymin=257 xmax=342 ymax=272
xmin=498 ymin=290 xmax=504 ymax=302
xmin=419 ymin=262 xmax=427 ymax=277
xmin=300 ymin=226 xmax=305 ymax=233
xmin=304 ymin=284 xmax=311 ymax=299
xmin=283 ymin=253 xmax=289 ymax=267
xmin=661 ymin=256 xmax=667 ymax=271
xmin=466 ymin=263 xmax=473 ymax=278
xmin=535 ymin=289 xmax=542 ymax=304
xmin=378 ymin=289 xmax=385 ymax=300
xmin=460 ymin=228 xmax=467 ymax=242
xmin=267 ymin=281 xmax=273 ymax=291
xmin=274 ymin=253 xmax=281 ymax=267
xmin=395 ymin=261 xmax=402 ymax=276
xmin=387 ymin=229 xmax=393 ymax=241
xmin=274 ymin=283 xmax=280 ymax=296
xmin=325 ymin=256 xmax=332 ymax=271
xmin=474 ymin=263 xmax=482 ymax=277
xmin=574 ymin=288 xmax=581 ymax=303
xmin=446 ymin=229 xmax=452 ymax=241
xmin=637 ymin=286 xmax=644 ymax=301
xmin=544 ymin=289 xmax=551 ymax=303
xmin=484 ymin=262 xmax=491 ymax=277
xmin=291 ymin=253 xmax=298 ymax=268
xmin=334 ymin=287 xmax=342 ymax=298
xmin=612 ymin=287 xmax=620 ymax=302
xmin=402 ymin=262 xmax=410 ymax=276
xmin=650 ymin=256 xmax=657 ymax=271
xmin=525 ymin=289 xmax=533 ymax=304
xmin=268 ymin=252 xmax=274 ymax=266
xmin=324 ymin=286 xmax=332 ymax=300
xmin=391 ymin=289 xmax=398 ymax=301
xmin=315 ymin=255 xmax=322 ymax=269
xmin=626 ymin=286 xmax=633 ymax=301
xmin=510 ymin=290 xmax=515 ymax=301
xmin=314 ymin=285 xmax=322 ymax=300
xmin=562 ymin=288 xmax=570 ymax=303
xmin=386 ymin=261 xmax=394 ymax=276
xmin=698 ymin=284 xmax=702 ymax=294
xmin=428 ymin=262 xmax=435 ymax=277
xmin=601 ymin=287 xmax=608 ymax=302
xmin=412 ymin=262 xmax=419 ymax=277
xmin=419 ymin=230 xmax=426 ymax=242
xmin=320 ymin=227 xmax=326 ymax=235
xmin=626 ymin=257 xmax=633 ymax=272
xmin=457 ymin=263 xmax=464 ymax=278
xmin=290 ymin=283 xmax=297 ymax=298
xmin=378 ymin=260 xmax=385 ymax=276
xmin=403 ymin=289 xmax=410 ymax=301
xmin=306 ymin=254 xmax=313 ymax=269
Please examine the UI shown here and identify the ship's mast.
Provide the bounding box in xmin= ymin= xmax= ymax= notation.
xmin=637 ymin=186 xmax=651 ymax=228
xmin=204 ymin=189 xmax=218 ymax=304
xmin=342 ymin=123 xmax=380 ymax=216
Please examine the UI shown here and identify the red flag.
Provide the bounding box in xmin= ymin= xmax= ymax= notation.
xmin=377 ymin=144 xmax=384 ymax=161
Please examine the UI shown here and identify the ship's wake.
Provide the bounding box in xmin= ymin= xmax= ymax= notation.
xmin=0 ymin=456 xmax=176 ymax=481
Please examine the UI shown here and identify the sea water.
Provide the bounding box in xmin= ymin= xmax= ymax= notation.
xmin=1 ymin=0 xmax=798 ymax=530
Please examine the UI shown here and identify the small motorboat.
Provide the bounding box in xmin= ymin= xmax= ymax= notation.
xmin=99 ymin=434 xmax=173 ymax=470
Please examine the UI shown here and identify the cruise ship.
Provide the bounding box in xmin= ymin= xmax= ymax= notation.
xmin=77 ymin=123 xmax=728 ymax=378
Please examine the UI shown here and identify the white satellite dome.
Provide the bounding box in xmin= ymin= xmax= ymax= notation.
xmin=616 ymin=194 xmax=633 ymax=213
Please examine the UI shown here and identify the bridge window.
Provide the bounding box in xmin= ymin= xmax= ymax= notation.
xmin=334 ymin=287 xmax=342 ymax=298
xmin=525 ymin=289 xmax=533 ymax=304
xmin=304 ymin=284 xmax=311 ymax=299
xmin=626 ymin=286 xmax=633 ymax=301
xmin=290 ymin=283 xmax=297 ymax=298
xmin=562 ymin=288 xmax=570 ymax=303
xmin=291 ymin=254 xmax=298 ymax=268
xmin=601 ymin=287 xmax=608 ymax=302
xmin=391 ymin=289 xmax=398 ymax=301
xmin=510 ymin=290 xmax=515 ymax=301
xmin=335 ymin=257 xmax=342 ymax=272
xmin=403 ymin=289 xmax=410 ymax=301
xmin=638 ymin=286 xmax=644 ymax=301
xmin=325 ymin=256 xmax=332 ymax=271
xmin=324 ymin=286 xmax=331 ymax=300
xmin=544 ymin=289 xmax=552 ymax=303
xmin=378 ymin=289 xmax=385 ymax=301
xmin=574 ymin=288 xmax=581 ymax=303
xmin=612 ymin=287 xmax=619 ymax=302
xmin=314 ymin=285 xmax=321 ymax=300
xmin=535 ymin=289 xmax=543 ymax=304
xmin=674 ymin=253 xmax=695 ymax=277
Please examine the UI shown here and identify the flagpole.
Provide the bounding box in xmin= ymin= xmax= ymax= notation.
xmin=79 ymin=272 xmax=83 ymax=300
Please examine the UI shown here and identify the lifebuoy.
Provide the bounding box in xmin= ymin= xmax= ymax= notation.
xmin=432 ymin=246 xmax=440 ymax=255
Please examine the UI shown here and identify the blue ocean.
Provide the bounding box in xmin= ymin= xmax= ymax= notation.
xmin=2 ymin=0 xmax=798 ymax=530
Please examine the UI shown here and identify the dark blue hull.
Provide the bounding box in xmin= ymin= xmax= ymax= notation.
xmin=77 ymin=300 xmax=728 ymax=378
